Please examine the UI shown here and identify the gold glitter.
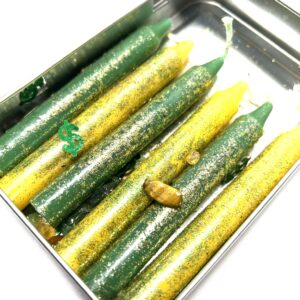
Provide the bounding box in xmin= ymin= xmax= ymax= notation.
xmin=0 ymin=42 xmax=191 ymax=210
xmin=120 ymin=126 xmax=300 ymax=300
xmin=55 ymin=81 xmax=247 ymax=275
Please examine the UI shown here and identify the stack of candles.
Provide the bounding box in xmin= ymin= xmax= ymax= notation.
xmin=0 ymin=16 xmax=299 ymax=300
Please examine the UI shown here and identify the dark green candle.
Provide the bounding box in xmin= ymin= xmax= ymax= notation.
xmin=0 ymin=40 xmax=190 ymax=210
xmin=83 ymin=102 xmax=273 ymax=300
xmin=31 ymin=61 xmax=220 ymax=227
xmin=120 ymin=125 xmax=300 ymax=300
xmin=56 ymin=78 xmax=248 ymax=277
xmin=0 ymin=19 xmax=171 ymax=177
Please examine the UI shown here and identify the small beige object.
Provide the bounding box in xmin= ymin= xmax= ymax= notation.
xmin=143 ymin=179 xmax=182 ymax=207
xmin=186 ymin=150 xmax=201 ymax=165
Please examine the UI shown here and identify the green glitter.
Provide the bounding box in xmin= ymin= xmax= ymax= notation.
xmin=58 ymin=120 xmax=84 ymax=157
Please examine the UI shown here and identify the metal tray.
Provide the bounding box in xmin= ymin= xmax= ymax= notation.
xmin=1 ymin=0 xmax=299 ymax=299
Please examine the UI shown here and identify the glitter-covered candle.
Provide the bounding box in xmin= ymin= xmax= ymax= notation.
xmin=120 ymin=125 xmax=300 ymax=300
xmin=83 ymin=102 xmax=273 ymax=300
xmin=0 ymin=19 xmax=172 ymax=177
xmin=31 ymin=59 xmax=220 ymax=228
xmin=55 ymin=79 xmax=246 ymax=275
xmin=0 ymin=40 xmax=191 ymax=210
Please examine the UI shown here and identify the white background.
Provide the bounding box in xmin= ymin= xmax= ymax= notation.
xmin=0 ymin=1 xmax=299 ymax=299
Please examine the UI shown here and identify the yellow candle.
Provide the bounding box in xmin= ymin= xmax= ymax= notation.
xmin=120 ymin=126 xmax=300 ymax=300
xmin=0 ymin=41 xmax=192 ymax=210
xmin=55 ymin=81 xmax=247 ymax=275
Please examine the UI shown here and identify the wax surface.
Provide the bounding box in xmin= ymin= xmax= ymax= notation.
xmin=55 ymin=78 xmax=244 ymax=275
xmin=0 ymin=42 xmax=190 ymax=210
xmin=120 ymin=126 xmax=300 ymax=300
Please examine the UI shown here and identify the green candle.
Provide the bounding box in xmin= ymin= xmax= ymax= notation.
xmin=0 ymin=40 xmax=190 ymax=210
xmin=55 ymin=73 xmax=248 ymax=277
xmin=82 ymin=101 xmax=272 ymax=300
xmin=0 ymin=19 xmax=171 ymax=177
xmin=31 ymin=58 xmax=216 ymax=228
xmin=120 ymin=125 xmax=300 ymax=300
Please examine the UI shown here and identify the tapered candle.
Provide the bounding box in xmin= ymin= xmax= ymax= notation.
xmin=55 ymin=78 xmax=246 ymax=275
xmin=0 ymin=40 xmax=190 ymax=210
xmin=83 ymin=102 xmax=272 ymax=300
xmin=31 ymin=58 xmax=221 ymax=228
xmin=0 ymin=19 xmax=171 ymax=176
xmin=120 ymin=126 xmax=300 ymax=300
